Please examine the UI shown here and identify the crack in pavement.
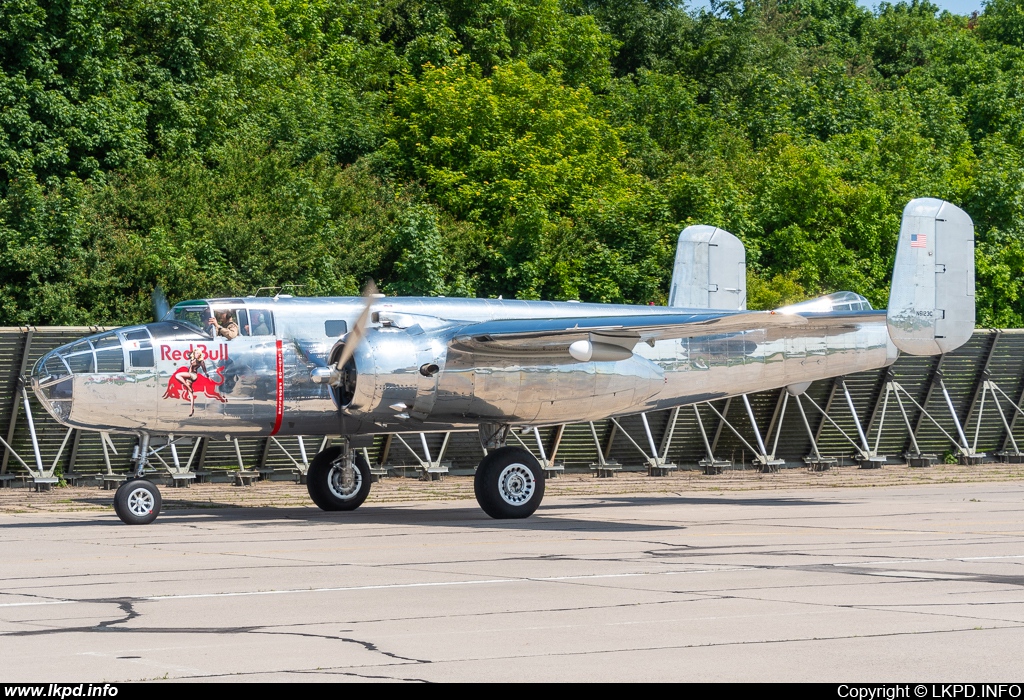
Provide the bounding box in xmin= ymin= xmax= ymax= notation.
xmin=366 ymin=622 xmax=1024 ymax=668
xmin=292 ymin=669 xmax=430 ymax=682
xmin=1 ymin=595 xmax=432 ymax=668
xmin=257 ymin=630 xmax=430 ymax=664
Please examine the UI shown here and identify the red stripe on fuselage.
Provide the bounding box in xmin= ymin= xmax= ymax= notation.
xmin=271 ymin=339 xmax=284 ymax=435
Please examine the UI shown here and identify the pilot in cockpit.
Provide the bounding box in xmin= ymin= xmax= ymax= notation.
xmin=209 ymin=310 xmax=240 ymax=340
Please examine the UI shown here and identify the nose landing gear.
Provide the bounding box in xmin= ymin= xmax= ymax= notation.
xmin=113 ymin=479 xmax=162 ymax=525
xmin=113 ymin=433 xmax=162 ymax=525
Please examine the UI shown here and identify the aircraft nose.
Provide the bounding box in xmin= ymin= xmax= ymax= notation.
xmin=31 ymin=349 xmax=74 ymax=423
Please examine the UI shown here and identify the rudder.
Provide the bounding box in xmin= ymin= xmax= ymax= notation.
xmin=887 ymin=198 xmax=975 ymax=356
xmin=668 ymin=225 xmax=746 ymax=310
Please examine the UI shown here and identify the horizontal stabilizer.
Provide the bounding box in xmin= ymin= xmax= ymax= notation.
xmin=887 ymin=198 xmax=975 ymax=356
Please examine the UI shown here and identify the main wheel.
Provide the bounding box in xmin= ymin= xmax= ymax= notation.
xmin=474 ymin=446 xmax=545 ymax=519
xmin=113 ymin=479 xmax=162 ymax=525
xmin=306 ymin=446 xmax=372 ymax=511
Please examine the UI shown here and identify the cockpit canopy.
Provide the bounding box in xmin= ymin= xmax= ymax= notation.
xmin=167 ymin=300 xmax=275 ymax=340
xmin=776 ymin=292 xmax=873 ymax=314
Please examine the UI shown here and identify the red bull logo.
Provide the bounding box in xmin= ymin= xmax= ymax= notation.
xmin=161 ymin=344 xmax=229 ymax=416
xmin=160 ymin=343 xmax=229 ymax=362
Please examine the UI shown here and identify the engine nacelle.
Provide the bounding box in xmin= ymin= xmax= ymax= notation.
xmin=343 ymin=325 xmax=665 ymax=426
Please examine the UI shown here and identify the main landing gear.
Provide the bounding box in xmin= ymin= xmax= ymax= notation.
xmin=306 ymin=445 xmax=372 ymax=511
xmin=474 ymin=446 xmax=545 ymax=519
xmin=305 ymin=438 xmax=546 ymax=520
xmin=114 ymin=433 xmax=162 ymax=525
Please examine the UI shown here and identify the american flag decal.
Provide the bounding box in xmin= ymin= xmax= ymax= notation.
xmin=911 ymin=233 xmax=927 ymax=248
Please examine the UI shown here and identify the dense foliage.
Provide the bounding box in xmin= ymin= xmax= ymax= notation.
xmin=2 ymin=0 xmax=1023 ymax=325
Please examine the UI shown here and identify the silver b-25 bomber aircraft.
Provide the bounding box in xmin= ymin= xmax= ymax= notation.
xmin=30 ymin=198 xmax=975 ymax=524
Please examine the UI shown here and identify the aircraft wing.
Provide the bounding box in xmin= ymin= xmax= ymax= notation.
xmin=450 ymin=310 xmax=808 ymax=358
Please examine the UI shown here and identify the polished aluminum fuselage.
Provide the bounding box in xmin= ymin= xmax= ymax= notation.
xmin=32 ymin=296 xmax=896 ymax=437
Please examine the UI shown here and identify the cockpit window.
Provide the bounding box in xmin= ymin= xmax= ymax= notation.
xmin=248 ymin=309 xmax=274 ymax=336
xmin=210 ymin=307 xmax=242 ymax=340
xmin=170 ymin=302 xmax=215 ymax=337
xmin=171 ymin=301 xmax=274 ymax=339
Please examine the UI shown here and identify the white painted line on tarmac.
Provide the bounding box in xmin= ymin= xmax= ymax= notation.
xmin=0 ymin=599 xmax=75 ymax=608
xmin=7 ymin=553 xmax=1021 ymax=610
xmin=0 ymin=566 xmax=747 ymax=609
xmin=145 ymin=566 xmax=747 ymax=602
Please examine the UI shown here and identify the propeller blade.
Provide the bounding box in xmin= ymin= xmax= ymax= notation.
xmin=334 ymin=280 xmax=381 ymax=370
xmin=151 ymin=285 xmax=170 ymax=322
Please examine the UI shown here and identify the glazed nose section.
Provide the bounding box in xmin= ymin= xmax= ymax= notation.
xmin=30 ymin=330 xmax=127 ymax=426
xmin=31 ymin=349 xmax=75 ymax=423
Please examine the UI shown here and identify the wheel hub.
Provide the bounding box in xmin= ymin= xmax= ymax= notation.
xmin=126 ymin=487 xmax=154 ymax=517
xmin=498 ymin=463 xmax=535 ymax=506
xmin=327 ymin=459 xmax=362 ymax=500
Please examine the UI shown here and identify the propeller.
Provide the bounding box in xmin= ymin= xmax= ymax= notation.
xmin=334 ymin=279 xmax=382 ymax=373
xmin=151 ymin=285 xmax=170 ymax=322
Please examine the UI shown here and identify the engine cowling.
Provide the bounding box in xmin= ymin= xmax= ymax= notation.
xmin=344 ymin=326 xmax=450 ymax=421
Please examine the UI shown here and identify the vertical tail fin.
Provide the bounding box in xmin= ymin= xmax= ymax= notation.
xmin=669 ymin=225 xmax=746 ymax=310
xmin=887 ymin=198 xmax=975 ymax=356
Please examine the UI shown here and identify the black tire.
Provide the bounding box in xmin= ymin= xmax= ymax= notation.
xmin=306 ymin=446 xmax=372 ymax=511
xmin=113 ymin=479 xmax=162 ymax=525
xmin=474 ymin=446 xmax=545 ymax=519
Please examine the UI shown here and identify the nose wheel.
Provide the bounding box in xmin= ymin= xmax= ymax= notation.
xmin=113 ymin=479 xmax=162 ymax=525
xmin=474 ymin=446 xmax=545 ymax=519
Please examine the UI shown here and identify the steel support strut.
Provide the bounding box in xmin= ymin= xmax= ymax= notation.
xmin=694 ymin=404 xmax=729 ymax=474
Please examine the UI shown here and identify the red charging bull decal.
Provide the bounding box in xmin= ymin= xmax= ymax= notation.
xmin=271 ymin=339 xmax=284 ymax=435
xmin=161 ymin=344 xmax=228 ymax=416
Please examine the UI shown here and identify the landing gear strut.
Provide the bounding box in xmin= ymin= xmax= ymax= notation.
xmin=307 ymin=443 xmax=372 ymax=511
xmin=474 ymin=446 xmax=545 ymax=519
xmin=114 ymin=433 xmax=162 ymax=525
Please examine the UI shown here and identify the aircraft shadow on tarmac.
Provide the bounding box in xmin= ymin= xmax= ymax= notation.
xmin=8 ymin=494 xmax=848 ymax=532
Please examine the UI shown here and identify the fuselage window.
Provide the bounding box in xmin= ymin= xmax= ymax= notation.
xmin=325 ymin=320 xmax=347 ymax=337
xmin=130 ymin=349 xmax=155 ymax=367
xmin=96 ymin=349 xmax=125 ymax=373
